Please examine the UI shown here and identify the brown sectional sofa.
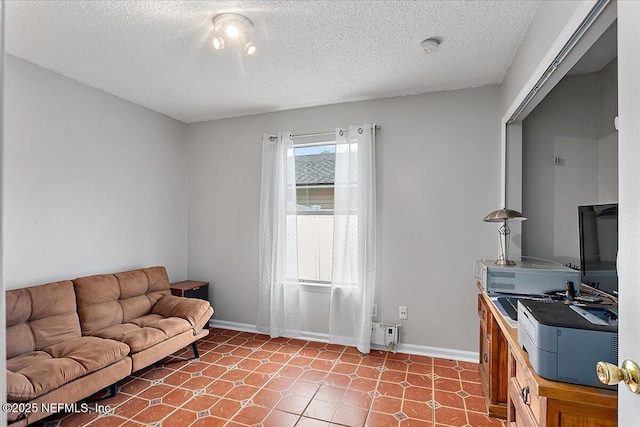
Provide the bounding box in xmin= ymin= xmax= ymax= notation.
xmin=5 ymin=266 xmax=213 ymax=426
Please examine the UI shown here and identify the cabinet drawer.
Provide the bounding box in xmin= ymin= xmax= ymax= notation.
xmin=512 ymin=358 xmax=543 ymax=425
xmin=477 ymin=294 xmax=490 ymax=333
xmin=509 ymin=377 xmax=538 ymax=427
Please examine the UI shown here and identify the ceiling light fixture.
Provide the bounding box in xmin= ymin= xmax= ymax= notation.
xmin=212 ymin=13 xmax=256 ymax=55
xmin=420 ymin=37 xmax=441 ymax=54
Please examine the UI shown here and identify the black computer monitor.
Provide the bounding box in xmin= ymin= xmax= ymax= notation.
xmin=578 ymin=203 xmax=618 ymax=294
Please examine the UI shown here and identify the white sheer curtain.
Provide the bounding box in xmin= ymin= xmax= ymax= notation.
xmin=329 ymin=124 xmax=377 ymax=353
xmin=257 ymin=132 xmax=302 ymax=338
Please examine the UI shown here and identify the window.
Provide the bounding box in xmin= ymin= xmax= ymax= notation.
xmin=294 ymin=143 xmax=335 ymax=283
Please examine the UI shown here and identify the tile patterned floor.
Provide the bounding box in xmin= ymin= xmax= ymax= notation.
xmin=34 ymin=329 xmax=506 ymax=427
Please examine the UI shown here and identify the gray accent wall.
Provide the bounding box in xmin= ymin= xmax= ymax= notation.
xmin=186 ymin=87 xmax=501 ymax=352
xmin=4 ymin=56 xmax=189 ymax=289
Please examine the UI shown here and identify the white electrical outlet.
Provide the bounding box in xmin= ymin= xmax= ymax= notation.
xmin=372 ymin=304 xmax=378 ymax=318
xmin=399 ymin=306 xmax=408 ymax=320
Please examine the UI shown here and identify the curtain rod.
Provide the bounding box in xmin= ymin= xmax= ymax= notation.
xmin=269 ymin=125 xmax=380 ymax=142
xmin=294 ymin=125 xmax=381 ymax=139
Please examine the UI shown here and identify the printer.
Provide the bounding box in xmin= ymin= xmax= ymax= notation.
xmin=475 ymin=258 xmax=579 ymax=296
xmin=517 ymin=299 xmax=618 ymax=389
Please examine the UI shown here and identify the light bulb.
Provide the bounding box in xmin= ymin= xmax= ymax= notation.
xmin=244 ymin=41 xmax=256 ymax=55
xmin=225 ymin=24 xmax=239 ymax=38
xmin=212 ymin=36 xmax=225 ymax=50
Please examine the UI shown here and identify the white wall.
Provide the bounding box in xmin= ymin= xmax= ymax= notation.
xmin=521 ymin=61 xmax=618 ymax=264
xmin=186 ymin=86 xmax=501 ymax=352
xmin=4 ymin=56 xmax=188 ymax=289
xmin=500 ymin=0 xmax=586 ymax=116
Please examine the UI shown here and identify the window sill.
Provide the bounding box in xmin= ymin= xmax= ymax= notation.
xmin=299 ymin=281 xmax=331 ymax=293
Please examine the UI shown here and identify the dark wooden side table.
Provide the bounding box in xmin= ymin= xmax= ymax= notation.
xmin=170 ymin=280 xmax=211 ymax=328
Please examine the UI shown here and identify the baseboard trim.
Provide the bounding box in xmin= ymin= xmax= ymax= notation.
xmin=209 ymin=319 xmax=479 ymax=364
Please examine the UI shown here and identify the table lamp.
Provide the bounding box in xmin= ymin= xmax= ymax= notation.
xmin=483 ymin=208 xmax=527 ymax=266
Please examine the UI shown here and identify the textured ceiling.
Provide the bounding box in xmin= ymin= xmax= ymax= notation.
xmin=6 ymin=1 xmax=541 ymax=123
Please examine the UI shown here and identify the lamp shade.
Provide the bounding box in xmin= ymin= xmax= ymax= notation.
xmin=483 ymin=208 xmax=527 ymax=223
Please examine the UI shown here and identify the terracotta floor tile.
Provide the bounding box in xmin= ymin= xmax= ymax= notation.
xmin=299 ymin=347 xmax=322 ymax=358
xmin=137 ymin=384 xmax=173 ymax=400
xmin=408 ymin=363 xmax=432 ymax=375
xmin=311 ymin=359 xmax=335 ymax=371
xmin=208 ymin=398 xmax=242 ymax=419
xmin=255 ymin=361 xmax=283 ymax=374
xmin=333 ymin=405 xmax=368 ymax=426
xmin=231 ymin=404 xmax=271 ymax=425
xmin=201 ymin=363 xmax=227 ymax=379
xmin=434 ymin=366 xmax=461 ymax=380
xmin=464 ymin=395 xmax=488 ymax=413
xmin=288 ymin=355 xmax=315 ymax=367
xmin=324 ymin=372 xmax=352 ymax=388
xmin=263 ymin=409 xmax=300 ymax=427
xmin=377 ymin=380 xmax=405 ymax=398
xmin=349 ymin=377 xmax=378 ymax=393
xmin=280 ymin=365 xmax=305 ymax=379
xmin=251 ymin=387 xmax=283 ymax=408
xmin=343 ymin=389 xmax=373 ymax=409
xmin=57 ymin=411 xmax=100 ymax=426
xmin=434 ymin=406 xmax=468 ymax=427
xmin=179 ymin=361 xmax=208 ymax=374
xmin=36 ymin=330 xmax=504 ymax=427
xmin=119 ymin=379 xmax=151 ymax=396
xmin=400 ymin=419 xmax=433 ymax=427
xmin=432 ymin=359 xmax=458 ymax=368
xmin=225 ymin=384 xmax=260 ymax=401
xmin=299 ymin=369 xmax=329 ymax=383
xmin=190 ymin=415 xmax=227 ymax=427
xmin=163 ymin=370 xmax=191 ymax=387
xmin=162 ymin=388 xmax=193 ymax=407
xmin=297 ymin=416 xmax=333 ymax=426
xmin=291 ymin=380 xmax=321 ymax=398
xmin=381 ymin=369 xmax=407 ymax=382
xmin=340 ymin=353 xmax=364 ymax=364
xmin=371 ymin=395 xmax=403 ymax=414
xmin=332 ymin=362 xmax=359 ymax=375
xmin=220 ymin=368 xmax=251 ymax=382
xmin=114 ymin=396 xmax=148 ymax=418
xmin=275 ymin=394 xmax=313 ymax=414
xmin=433 ymin=377 xmax=462 ymax=393
xmin=205 ymin=379 xmax=235 ymax=397
xmin=459 ymin=369 xmax=481 ymax=383
xmin=385 ymin=360 xmax=410 ymax=372
xmin=304 ymin=399 xmax=338 ymax=422
xmin=403 ymin=400 xmax=433 ymax=420
xmin=404 ymin=386 xmax=433 ymax=402
xmin=356 ymin=365 xmax=381 ymax=379
xmin=434 ymin=390 xmax=465 ymax=409
xmin=181 ymin=375 xmax=216 ymax=390
xmin=182 ymin=394 xmax=219 ymax=412
xmin=244 ymin=371 xmax=271 ymax=387
xmin=138 ymin=367 xmax=173 ymax=381
xmin=365 ymin=411 xmax=400 ymax=427
xmin=466 ymin=411 xmax=506 ymax=427
xmin=86 ymin=415 xmax=129 ymax=427
xmin=264 ymin=376 xmax=296 ymax=391
xmin=131 ymin=403 xmax=175 ymax=424
xmin=461 ymin=381 xmax=485 ymax=397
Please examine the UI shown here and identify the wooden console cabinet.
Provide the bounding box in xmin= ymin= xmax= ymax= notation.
xmin=477 ymin=283 xmax=617 ymax=426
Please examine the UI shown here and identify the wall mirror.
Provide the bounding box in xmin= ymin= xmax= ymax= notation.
xmin=504 ymin=2 xmax=617 ymax=269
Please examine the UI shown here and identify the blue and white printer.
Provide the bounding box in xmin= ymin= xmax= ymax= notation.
xmin=517 ymin=299 xmax=618 ymax=389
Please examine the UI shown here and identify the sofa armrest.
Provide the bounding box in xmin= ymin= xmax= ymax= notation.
xmin=151 ymin=295 xmax=213 ymax=332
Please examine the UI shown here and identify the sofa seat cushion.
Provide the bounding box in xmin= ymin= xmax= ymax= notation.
xmin=92 ymin=316 xmax=191 ymax=354
xmin=6 ymin=337 xmax=129 ymax=401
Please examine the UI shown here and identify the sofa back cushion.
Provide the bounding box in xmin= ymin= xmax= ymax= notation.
xmin=6 ymin=281 xmax=81 ymax=359
xmin=73 ymin=266 xmax=170 ymax=336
